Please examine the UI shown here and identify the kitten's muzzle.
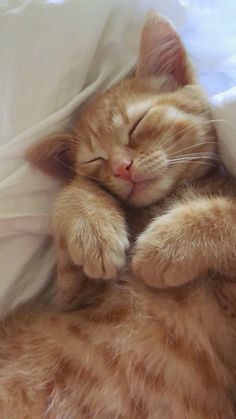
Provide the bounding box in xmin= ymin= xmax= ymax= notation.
xmin=113 ymin=159 xmax=133 ymax=181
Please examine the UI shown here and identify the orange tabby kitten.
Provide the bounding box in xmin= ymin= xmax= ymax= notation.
xmin=1 ymin=12 xmax=236 ymax=419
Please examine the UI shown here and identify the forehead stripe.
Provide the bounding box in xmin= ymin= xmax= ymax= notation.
xmin=127 ymin=100 xmax=153 ymax=119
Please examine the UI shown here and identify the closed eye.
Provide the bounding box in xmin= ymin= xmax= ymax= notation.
xmin=81 ymin=157 xmax=104 ymax=164
xmin=128 ymin=110 xmax=149 ymax=138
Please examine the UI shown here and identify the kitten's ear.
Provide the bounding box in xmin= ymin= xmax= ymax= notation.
xmin=26 ymin=133 xmax=76 ymax=181
xmin=136 ymin=11 xmax=194 ymax=86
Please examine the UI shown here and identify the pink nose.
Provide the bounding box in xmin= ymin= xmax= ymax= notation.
xmin=114 ymin=160 xmax=133 ymax=181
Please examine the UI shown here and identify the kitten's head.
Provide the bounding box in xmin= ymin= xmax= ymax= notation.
xmin=28 ymin=12 xmax=217 ymax=207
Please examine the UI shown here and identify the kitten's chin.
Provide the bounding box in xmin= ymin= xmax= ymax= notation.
xmin=126 ymin=177 xmax=174 ymax=207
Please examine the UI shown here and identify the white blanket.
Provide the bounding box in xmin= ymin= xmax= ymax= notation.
xmin=0 ymin=0 xmax=236 ymax=316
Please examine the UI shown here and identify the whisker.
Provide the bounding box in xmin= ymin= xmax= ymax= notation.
xmin=164 ymin=117 xmax=225 ymax=154
xmin=169 ymin=158 xmax=217 ymax=164
xmin=165 ymin=131 xmax=210 ymax=155
xmin=169 ymin=153 xmax=218 ymax=162
xmin=37 ymin=135 xmax=101 ymax=183
xmin=164 ymin=128 xmax=200 ymax=153
xmin=168 ymin=142 xmax=216 ymax=157
xmin=163 ymin=122 xmax=203 ymax=147
xmin=53 ymin=155 xmax=101 ymax=183
xmin=164 ymin=123 xmax=205 ymax=152
xmin=168 ymin=160 xmax=217 ymax=168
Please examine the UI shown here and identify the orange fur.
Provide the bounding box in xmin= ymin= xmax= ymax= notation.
xmin=1 ymin=12 xmax=236 ymax=418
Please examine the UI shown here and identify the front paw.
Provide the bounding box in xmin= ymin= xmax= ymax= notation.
xmin=132 ymin=214 xmax=200 ymax=288
xmin=67 ymin=216 xmax=129 ymax=280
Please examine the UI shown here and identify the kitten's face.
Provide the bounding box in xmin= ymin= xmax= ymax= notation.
xmin=28 ymin=12 xmax=217 ymax=207
xmin=75 ymin=78 xmax=216 ymax=207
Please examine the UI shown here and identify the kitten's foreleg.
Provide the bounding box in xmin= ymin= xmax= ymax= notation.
xmin=132 ymin=196 xmax=236 ymax=288
xmin=53 ymin=177 xmax=129 ymax=305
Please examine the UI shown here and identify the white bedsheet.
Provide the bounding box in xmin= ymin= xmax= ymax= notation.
xmin=0 ymin=0 xmax=236 ymax=316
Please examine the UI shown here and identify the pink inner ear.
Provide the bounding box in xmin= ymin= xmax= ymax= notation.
xmin=137 ymin=13 xmax=189 ymax=86
xmin=155 ymin=36 xmax=187 ymax=86
xmin=26 ymin=133 xmax=76 ymax=181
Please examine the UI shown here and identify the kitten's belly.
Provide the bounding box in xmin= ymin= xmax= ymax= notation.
xmin=0 ymin=279 xmax=236 ymax=419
